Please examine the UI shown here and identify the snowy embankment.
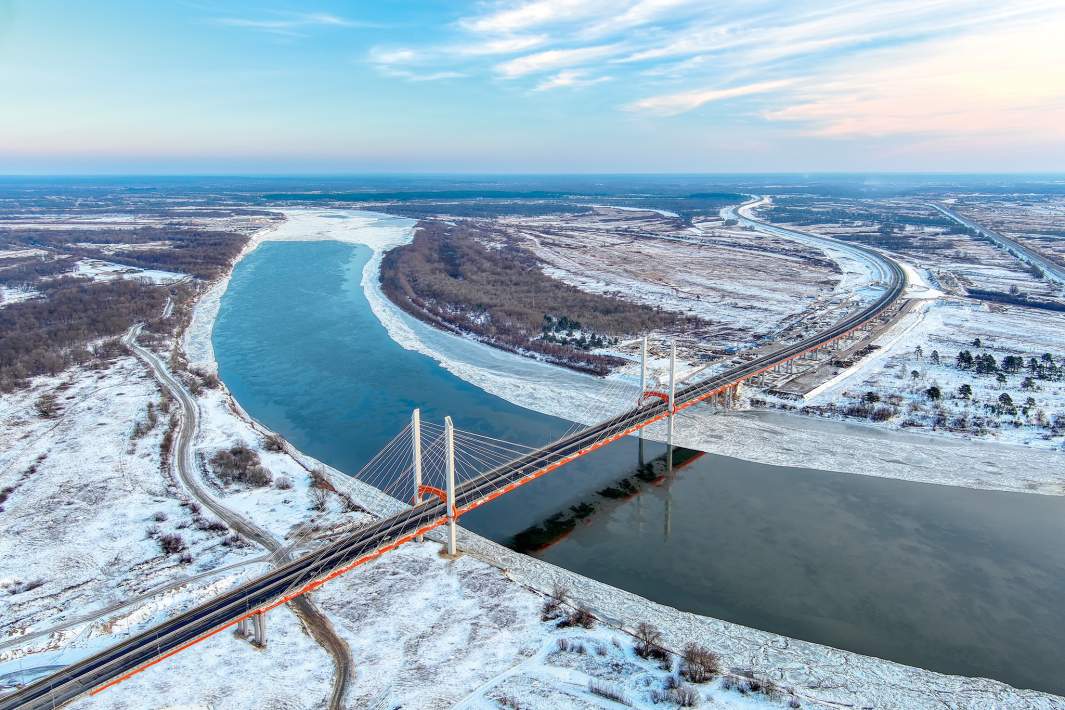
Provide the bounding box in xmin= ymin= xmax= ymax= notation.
xmin=161 ymin=208 xmax=1065 ymax=708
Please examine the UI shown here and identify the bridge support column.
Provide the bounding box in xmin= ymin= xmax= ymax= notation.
xmin=235 ymin=616 xmax=251 ymax=639
xmin=444 ymin=415 xmax=458 ymax=557
xmin=667 ymin=341 xmax=676 ymax=471
xmin=638 ymin=335 xmax=648 ymax=445
xmin=252 ymin=611 xmax=266 ymax=648
xmin=412 ymin=408 xmax=424 ymax=543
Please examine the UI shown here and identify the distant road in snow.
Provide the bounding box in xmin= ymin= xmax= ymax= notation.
xmin=723 ymin=196 xmax=897 ymax=286
xmin=932 ymin=203 xmax=1065 ymax=286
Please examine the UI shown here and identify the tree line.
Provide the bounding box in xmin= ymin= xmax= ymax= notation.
xmin=0 ymin=277 xmax=166 ymax=391
xmin=380 ymin=221 xmax=703 ymax=375
xmin=2 ymin=225 xmax=248 ymax=280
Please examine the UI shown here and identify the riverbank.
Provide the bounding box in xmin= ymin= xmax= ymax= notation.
xmin=250 ymin=207 xmax=1057 ymax=496
xmin=179 ymin=208 xmax=1062 ymax=707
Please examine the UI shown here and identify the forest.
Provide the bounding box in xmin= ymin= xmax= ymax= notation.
xmin=1 ymin=225 xmax=247 ymax=280
xmin=380 ymin=220 xmax=701 ymax=375
xmin=0 ymin=276 xmax=167 ymax=391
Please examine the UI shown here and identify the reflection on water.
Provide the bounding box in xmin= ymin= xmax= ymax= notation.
xmin=512 ymin=444 xmax=703 ymax=552
xmin=215 ymin=239 xmax=1065 ymax=695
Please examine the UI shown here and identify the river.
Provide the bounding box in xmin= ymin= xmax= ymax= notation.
xmin=214 ymin=238 xmax=1065 ymax=695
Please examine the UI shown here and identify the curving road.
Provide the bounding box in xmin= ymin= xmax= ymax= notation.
xmin=120 ymin=322 xmax=352 ymax=709
xmin=3 ymin=204 xmax=906 ymax=710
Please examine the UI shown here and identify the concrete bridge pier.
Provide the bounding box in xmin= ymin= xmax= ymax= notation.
xmin=252 ymin=611 xmax=266 ymax=648
xmin=412 ymin=408 xmax=424 ymax=543
xmin=666 ymin=341 xmax=676 ymax=472
xmin=235 ymin=616 xmax=251 ymax=640
xmin=444 ymin=415 xmax=458 ymax=558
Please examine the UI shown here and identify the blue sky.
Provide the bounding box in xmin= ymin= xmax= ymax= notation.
xmin=1 ymin=0 xmax=1063 ymax=173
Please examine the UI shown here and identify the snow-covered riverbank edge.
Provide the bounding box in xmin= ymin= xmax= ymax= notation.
xmin=178 ymin=208 xmax=1062 ymax=707
xmin=199 ymin=208 xmax=1061 ymax=497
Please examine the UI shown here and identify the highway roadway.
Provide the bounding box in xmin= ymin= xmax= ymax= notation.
xmin=931 ymin=203 xmax=1065 ymax=286
xmin=1 ymin=205 xmax=907 ymax=710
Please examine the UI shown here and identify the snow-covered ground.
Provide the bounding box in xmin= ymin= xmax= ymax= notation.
xmin=497 ymin=207 xmax=842 ymax=347
xmin=0 ymin=356 xmax=263 ymax=682
xmin=70 ymin=258 xmax=185 ymax=284
xmin=805 ymin=297 xmax=1065 ymax=449
xmin=0 ymin=285 xmax=37 ymax=308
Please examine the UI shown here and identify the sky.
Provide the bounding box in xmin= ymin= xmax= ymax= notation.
xmin=1 ymin=0 xmax=1064 ymax=174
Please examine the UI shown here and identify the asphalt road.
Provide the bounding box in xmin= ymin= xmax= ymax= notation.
xmin=932 ymin=203 xmax=1065 ymax=286
xmin=2 ymin=211 xmax=906 ymax=710
xmin=121 ymin=322 xmax=352 ymax=709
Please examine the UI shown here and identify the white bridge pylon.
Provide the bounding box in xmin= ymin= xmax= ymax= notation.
xmin=315 ymin=334 xmax=724 ymax=560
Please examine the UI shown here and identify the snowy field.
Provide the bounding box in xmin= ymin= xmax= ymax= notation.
xmin=0 ymin=285 xmax=37 ymax=308
xmin=0 ymin=356 xmax=262 ymax=684
xmin=499 ymin=207 xmax=843 ymax=347
xmin=70 ymin=258 xmax=185 ymax=284
xmin=807 ymin=297 xmax=1065 ymax=449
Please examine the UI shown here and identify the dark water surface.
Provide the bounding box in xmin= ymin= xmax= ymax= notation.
xmin=214 ymin=239 xmax=1065 ymax=695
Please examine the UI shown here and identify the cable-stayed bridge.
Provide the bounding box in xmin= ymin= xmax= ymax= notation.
xmin=2 ymin=217 xmax=907 ymax=710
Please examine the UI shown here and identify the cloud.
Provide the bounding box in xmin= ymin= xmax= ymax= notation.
xmin=369 ymin=47 xmax=421 ymax=65
xmin=214 ymin=11 xmax=365 ymax=37
xmin=534 ymin=70 xmax=611 ymax=91
xmin=625 ymin=80 xmax=793 ymax=116
xmin=461 ymin=0 xmax=701 ymax=36
xmin=496 ymin=44 xmax=620 ymax=78
xmin=763 ymin=15 xmax=1065 ymax=139
xmin=460 ymin=0 xmax=608 ymax=34
xmin=367 ymin=47 xmax=464 ymax=82
xmin=380 ymin=68 xmax=466 ymax=82
xmin=452 ymin=35 xmax=550 ymax=56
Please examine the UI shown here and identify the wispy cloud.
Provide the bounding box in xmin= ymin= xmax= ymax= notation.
xmin=764 ymin=15 xmax=1065 ymax=139
xmin=496 ymin=44 xmax=621 ymax=78
xmin=451 ymin=34 xmax=549 ymax=56
xmin=214 ymin=11 xmax=367 ymax=37
xmin=625 ymin=80 xmax=793 ymax=116
xmin=368 ymin=46 xmax=465 ymax=82
xmin=534 ymin=69 xmax=611 ymax=91
xmin=460 ymin=0 xmax=609 ymax=34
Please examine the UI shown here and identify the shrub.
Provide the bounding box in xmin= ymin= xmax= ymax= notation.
xmin=309 ymin=466 xmax=335 ymax=491
xmin=159 ymin=533 xmax=186 ymax=555
xmin=634 ymin=622 xmax=667 ymax=661
xmin=34 ymin=393 xmax=60 ymax=418
xmin=541 ymin=582 xmax=569 ymax=621
xmin=870 ymin=406 xmax=895 ymax=422
xmin=563 ymin=605 xmax=596 ymax=629
xmin=195 ymin=517 xmax=228 ymax=534
xmin=152 ymin=511 xmax=168 ymax=522
xmin=680 ymin=643 xmax=720 ymax=683
xmin=274 ymin=475 xmax=293 ymax=490
xmin=244 ymin=464 xmax=272 ymax=487
xmin=588 ymin=679 xmax=631 ymax=706
xmin=210 ymin=445 xmax=271 ymax=487
xmin=671 ymin=684 xmax=699 ymax=707
xmin=263 ymin=433 xmax=286 ymax=452
xmin=309 ymin=487 xmax=328 ymax=512
xmin=556 ymin=638 xmax=586 ymax=654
